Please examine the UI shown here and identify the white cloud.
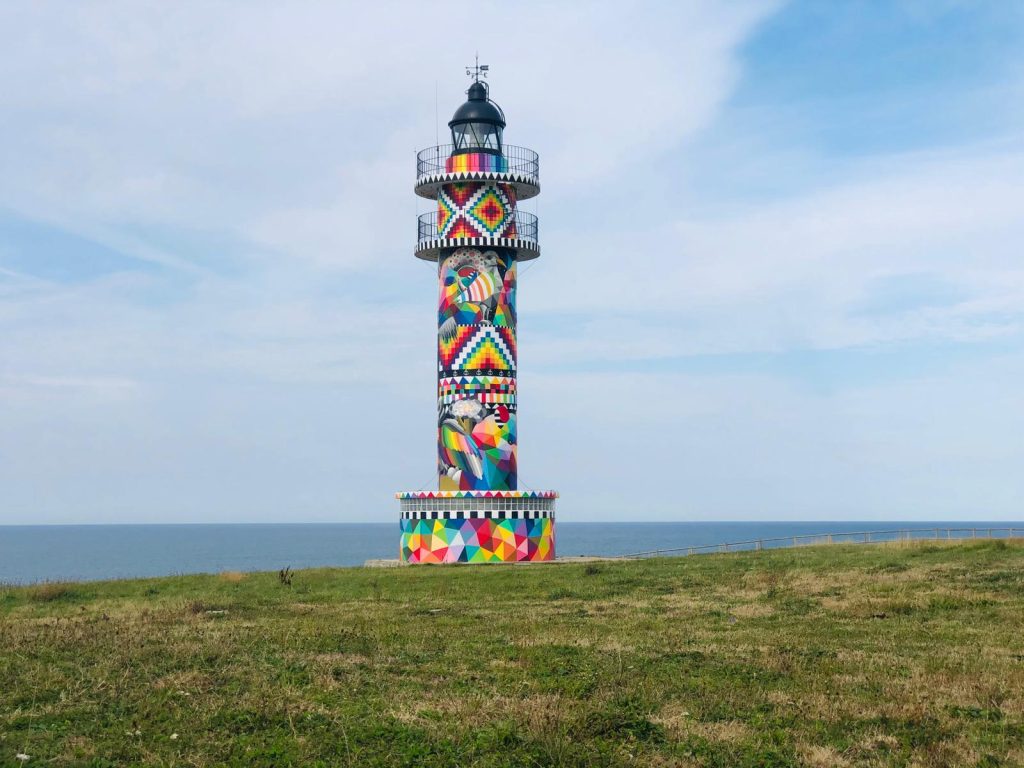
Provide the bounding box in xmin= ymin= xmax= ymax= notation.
xmin=525 ymin=144 xmax=1024 ymax=366
xmin=0 ymin=1 xmax=776 ymax=263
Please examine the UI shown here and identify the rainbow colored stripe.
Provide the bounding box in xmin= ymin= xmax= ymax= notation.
xmin=445 ymin=153 xmax=509 ymax=174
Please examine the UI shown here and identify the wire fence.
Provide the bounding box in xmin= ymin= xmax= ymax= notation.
xmin=617 ymin=527 xmax=1022 ymax=559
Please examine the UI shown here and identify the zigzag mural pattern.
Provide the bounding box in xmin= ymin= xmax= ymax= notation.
xmin=438 ymin=326 xmax=477 ymax=369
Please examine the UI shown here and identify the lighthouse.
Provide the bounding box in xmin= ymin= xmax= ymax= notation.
xmin=396 ymin=65 xmax=557 ymax=564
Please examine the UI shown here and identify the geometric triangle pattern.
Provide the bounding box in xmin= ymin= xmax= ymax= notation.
xmin=400 ymin=517 xmax=554 ymax=563
xmin=447 ymin=217 xmax=483 ymax=239
xmin=438 ymin=326 xmax=478 ymax=369
xmin=447 ymin=326 xmax=516 ymax=373
xmin=446 ymin=181 xmax=480 ymax=208
xmin=494 ymin=326 xmax=517 ymax=364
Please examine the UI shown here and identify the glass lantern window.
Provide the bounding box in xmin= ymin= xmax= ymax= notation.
xmin=452 ymin=122 xmax=502 ymax=152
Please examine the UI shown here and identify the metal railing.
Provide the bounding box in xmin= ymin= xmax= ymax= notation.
xmin=417 ymin=210 xmax=538 ymax=246
xmin=416 ymin=144 xmax=539 ymax=182
xmin=618 ymin=527 xmax=1022 ymax=559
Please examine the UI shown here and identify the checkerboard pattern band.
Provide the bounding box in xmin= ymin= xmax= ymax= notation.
xmin=400 ymin=509 xmax=553 ymax=520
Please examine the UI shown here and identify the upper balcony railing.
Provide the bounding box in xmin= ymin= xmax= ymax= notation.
xmin=416 ymin=144 xmax=539 ymax=185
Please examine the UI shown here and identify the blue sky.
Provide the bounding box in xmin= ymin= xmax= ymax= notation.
xmin=1 ymin=1 xmax=1022 ymax=523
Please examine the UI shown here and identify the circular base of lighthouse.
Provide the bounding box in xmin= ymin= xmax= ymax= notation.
xmin=396 ymin=490 xmax=556 ymax=564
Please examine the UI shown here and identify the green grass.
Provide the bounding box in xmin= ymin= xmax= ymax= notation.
xmin=1 ymin=540 xmax=1023 ymax=767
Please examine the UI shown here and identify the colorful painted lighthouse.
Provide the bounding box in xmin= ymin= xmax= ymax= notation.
xmin=397 ymin=66 xmax=557 ymax=564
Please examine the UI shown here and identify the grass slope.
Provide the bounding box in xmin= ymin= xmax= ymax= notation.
xmin=1 ymin=540 xmax=1023 ymax=767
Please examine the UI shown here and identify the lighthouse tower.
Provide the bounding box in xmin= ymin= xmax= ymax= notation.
xmin=396 ymin=66 xmax=557 ymax=564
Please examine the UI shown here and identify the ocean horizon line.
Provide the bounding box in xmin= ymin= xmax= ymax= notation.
xmin=2 ymin=520 xmax=1021 ymax=584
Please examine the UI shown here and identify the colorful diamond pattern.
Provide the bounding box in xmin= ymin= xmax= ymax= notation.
xmin=438 ymin=181 xmax=515 ymax=240
xmin=467 ymin=188 xmax=507 ymax=235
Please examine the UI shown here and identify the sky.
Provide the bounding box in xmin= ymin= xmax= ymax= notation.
xmin=1 ymin=1 xmax=1023 ymax=524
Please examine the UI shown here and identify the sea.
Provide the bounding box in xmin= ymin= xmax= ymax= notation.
xmin=0 ymin=521 xmax=1020 ymax=584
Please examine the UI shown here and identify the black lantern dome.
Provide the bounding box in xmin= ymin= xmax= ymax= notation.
xmin=449 ymin=81 xmax=505 ymax=156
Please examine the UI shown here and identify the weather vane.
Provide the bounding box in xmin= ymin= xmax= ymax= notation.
xmin=466 ymin=53 xmax=489 ymax=82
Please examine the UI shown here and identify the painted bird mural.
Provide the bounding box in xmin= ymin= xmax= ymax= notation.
xmin=439 ymin=399 xmax=517 ymax=491
xmin=438 ymin=248 xmax=504 ymax=341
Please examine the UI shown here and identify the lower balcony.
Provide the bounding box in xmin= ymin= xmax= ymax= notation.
xmin=415 ymin=210 xmax=539 ymax=261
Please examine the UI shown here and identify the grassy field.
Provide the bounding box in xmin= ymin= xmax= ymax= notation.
xmin=1 ymin=540 xmax=1023 ymax=767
